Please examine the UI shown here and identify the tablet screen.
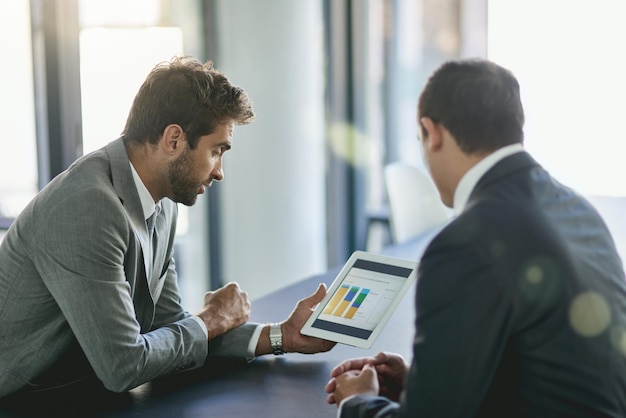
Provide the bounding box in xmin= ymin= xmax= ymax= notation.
xmin=301 ymin=251 xmax=417 ymax=348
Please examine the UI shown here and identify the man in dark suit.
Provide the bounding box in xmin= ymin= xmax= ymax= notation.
xmin=325 ymin=59 xmax=626 ymax=416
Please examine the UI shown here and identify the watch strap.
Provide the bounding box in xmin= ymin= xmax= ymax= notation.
xmin=269 ymin=322 xmax=285 ymax=355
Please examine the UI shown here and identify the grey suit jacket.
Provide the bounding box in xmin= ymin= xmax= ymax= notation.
xmin=0 ymin=137 xmax=257 ymax=398
xmin=341 ymin=152 xmax=626 ymax=417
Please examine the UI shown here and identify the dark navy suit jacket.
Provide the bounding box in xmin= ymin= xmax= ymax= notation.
xmin=342 ymin=152 xmax=626 ymax=417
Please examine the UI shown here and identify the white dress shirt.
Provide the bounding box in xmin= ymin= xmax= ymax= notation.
xmin=452 ymin=143 xmax=524 ymax=215
xmin=128 ymin=162 xmax=262 ymax=358
xmin=129 ymin=162 xmax=207 ymax=339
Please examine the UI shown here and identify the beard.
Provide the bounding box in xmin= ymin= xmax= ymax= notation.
xmin=168 ymin=148 xmax=201 ymax=206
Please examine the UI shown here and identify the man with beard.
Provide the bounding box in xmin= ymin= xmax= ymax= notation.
xmin=0 ymin=57 xmax=334 ymax=400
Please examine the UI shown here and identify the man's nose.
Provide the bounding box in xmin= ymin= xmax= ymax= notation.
xmin=212 ymin=165 xmax=224 ymax=182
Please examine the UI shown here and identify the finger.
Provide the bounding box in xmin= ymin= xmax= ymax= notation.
xmin=330 ymin=359 xmax=353 ymax=377
xmin=324 ymin=378 xmax=336 ymax=393
xmin=330 ymin=359 xmax=363 ymax=377
xmin=223 ymin=281 xmax=240 ymax=290
xmin=359 ymin=364 xmax=379 ymax=385
xmin=362 ymin=363 xmax=378 ymax=376
xmin=301 ymin=283 xmax=327 ymax=308
xmin=330 ymin=358 xmax=367 ymax=377
xmin=323 ymin=340 xmax=337 ymax=352
xmin=326 ymin=393 xmax=336 ymax=404
xmin=373 ymin=352 xmax=389 ymax=364
xmin=330 ymin=363 xmax=345 ymax=377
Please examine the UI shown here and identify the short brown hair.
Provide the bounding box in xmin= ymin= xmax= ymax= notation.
xmin=123 ymin=56 xmax=255 ymax=148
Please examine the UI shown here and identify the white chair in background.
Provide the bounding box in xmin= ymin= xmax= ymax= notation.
xmin=384 ymin=161 xmax=451 ymax=244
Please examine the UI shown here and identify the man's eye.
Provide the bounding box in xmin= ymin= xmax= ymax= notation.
xmin=213 ymin=146 xmax=229 ymax=157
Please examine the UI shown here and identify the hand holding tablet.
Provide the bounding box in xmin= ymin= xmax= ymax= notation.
xmin=301 ymin=251 xmax=418 ymax=349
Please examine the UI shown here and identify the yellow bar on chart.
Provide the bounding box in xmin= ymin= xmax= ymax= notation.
xmin=344 ymin=306 xmax=358 ymax=319
xmin=333 ymin=300 xmax=351 ymax=317
xmin=332 ymin=286 xmax=360 ymax=317
xmin=323 ymin=284 xmax=350 ymax=315
xmin=344 ymin=288 xmax=370 ymax=319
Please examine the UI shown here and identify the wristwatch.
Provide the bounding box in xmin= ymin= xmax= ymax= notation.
xmin=269 ymin=322 xmax=285 ymax=355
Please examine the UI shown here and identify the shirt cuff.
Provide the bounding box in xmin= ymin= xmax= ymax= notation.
xmin=190 ymin=315 xmax=208 ymax=338
xmin=337 ymin=395 xmax=359 ymax=418
xmin=246 ymin=324 xmax=264 ymax=361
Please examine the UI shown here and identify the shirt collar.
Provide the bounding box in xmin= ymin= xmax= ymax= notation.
xmin=453 ymin=143 xmax=524 ymax=216
xmin=129 ymin=162 xmax=161 ymax=221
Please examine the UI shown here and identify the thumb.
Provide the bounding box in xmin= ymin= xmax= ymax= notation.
xmin=361 ymin=363 xmax=378 ymax=377
xmin=304 ymin=283 xmax=327 ymax=307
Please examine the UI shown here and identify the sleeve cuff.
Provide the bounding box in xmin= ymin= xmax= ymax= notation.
xmin=337 ymin=394 xmax=358 ymax=418
xmin=246 ymin=324 xmax=265 ymax=361
xmin=190 ymin=315 xmax=208 ymax=338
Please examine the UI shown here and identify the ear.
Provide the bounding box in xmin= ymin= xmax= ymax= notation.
xmin=161 ymin=124 xmax=187 ymax=155
xmin=419 ymin=117 xmax=443 ymax=152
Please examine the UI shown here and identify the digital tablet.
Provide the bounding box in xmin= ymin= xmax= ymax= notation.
xmin=301 ymin=251 xmax=418 ymax=349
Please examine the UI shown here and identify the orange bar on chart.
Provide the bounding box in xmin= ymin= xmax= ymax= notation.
xmin=323 ymin=284 xmax=350 ymax=315
xmin=344 ymin=306 xmax=358 ymax=319
xmin=333 ymin=286 xmax=360 ymax=317
xmin=334 ymin=300 xmax=351 ymax=317
xmin=344 ymin=288 xmax=370 ymax=319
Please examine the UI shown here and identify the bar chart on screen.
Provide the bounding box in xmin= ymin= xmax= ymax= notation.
xmin=318 ymin=268 xmax=404 ymax=331
xmin=323 ymin=285 xmax=371 ymax=318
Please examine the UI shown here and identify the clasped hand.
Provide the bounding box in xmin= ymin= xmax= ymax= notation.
xmin=325 ymin=352 xmax=409 ymax=406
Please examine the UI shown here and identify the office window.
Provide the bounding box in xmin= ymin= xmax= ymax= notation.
xmin=350 ymin=0 xmax=477 ymax=252
xmin=488 ymin=0 xmax=626 ymax=197
xmin=79 ymin=26 xmax=183 ymax=153
xmin=488 ymin=0 xmax=626 ymax=261
xmin=78 ymin=0 xmax=208 ymax=311
xmin=0 ymin=1 xmax=38 ymax=227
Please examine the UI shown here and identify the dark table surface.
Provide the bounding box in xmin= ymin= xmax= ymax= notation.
xmin=0 ymin=230 xmax=439 ymax=418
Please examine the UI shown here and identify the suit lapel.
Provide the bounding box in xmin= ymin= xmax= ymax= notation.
xmin=106 ymin=137 xmax=149 ymax=242
xmin=106 ymin=137 xmax=156 ymax=330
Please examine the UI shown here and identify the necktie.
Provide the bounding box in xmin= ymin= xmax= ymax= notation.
xmin=145 ymin=211 xmax=158 ymax=281
xmin=146 ymin=211 xmax=157 ymax=240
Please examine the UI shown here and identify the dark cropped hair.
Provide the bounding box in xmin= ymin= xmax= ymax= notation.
xmin=123 ymin=56 xmax=255 ymax=149
xmin=418 ymin=59 xmax=524 ymax=154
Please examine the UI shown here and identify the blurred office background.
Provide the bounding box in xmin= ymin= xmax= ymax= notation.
xmin=1 ymin=0 xmax=625 ymax=312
